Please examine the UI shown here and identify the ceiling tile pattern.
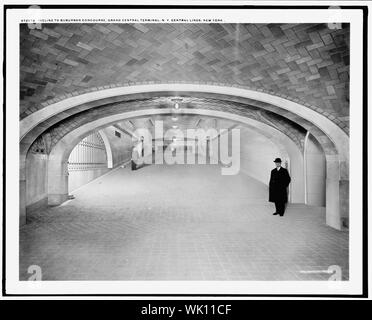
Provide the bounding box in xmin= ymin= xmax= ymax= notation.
xmin=20 ymin=23 xmax=349 ymax=131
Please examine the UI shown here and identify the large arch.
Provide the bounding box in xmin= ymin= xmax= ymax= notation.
xmin=19 ymin=84 xmax=349 ymax=230
xmin=19 ymin=84 xmax=343 ymax=170
xmin=20 ymin=83 xmax=349 ymax=159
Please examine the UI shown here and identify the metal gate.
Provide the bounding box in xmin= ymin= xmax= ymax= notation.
xmin=68 ymin=132 xmax=107 ymax=172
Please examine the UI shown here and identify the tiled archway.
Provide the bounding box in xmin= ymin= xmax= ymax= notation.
xmin=20 ymin=85 xmax=348 ymax=230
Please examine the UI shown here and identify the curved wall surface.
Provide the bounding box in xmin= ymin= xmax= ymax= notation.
xmin=305 ymin=133 xmax=326 ymax=207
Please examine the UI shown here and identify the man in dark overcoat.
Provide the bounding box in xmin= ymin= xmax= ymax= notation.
xmin=269 ymin=158 xmax=291 ymax=216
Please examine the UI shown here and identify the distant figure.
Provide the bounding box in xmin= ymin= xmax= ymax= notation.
xmin=269 ymin=158 xmax=291 ymax=217
xmin=131 ymin=137 xmax=145 ymax=170
xmin=140 ymin=136 xmax=144 ymax=157
xmin=131 ymin=143 xmax=140 ymax=171
xmin=131 ymin=147 xmax=138 ymax=170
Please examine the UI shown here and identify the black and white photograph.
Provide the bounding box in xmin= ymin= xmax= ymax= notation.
xmin=1 ymin=2 xmax=368 ymax=299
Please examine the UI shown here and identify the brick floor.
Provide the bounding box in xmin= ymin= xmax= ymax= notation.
xmin=20 ymin=164 xmax=349 ymax=281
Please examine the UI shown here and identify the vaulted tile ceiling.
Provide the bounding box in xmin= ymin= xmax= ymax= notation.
xmin=20 ymin=23 xmax=349 ymax=130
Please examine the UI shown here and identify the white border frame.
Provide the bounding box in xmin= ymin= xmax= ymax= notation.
xmin=4 ymin=6 xmax=364 ymax=296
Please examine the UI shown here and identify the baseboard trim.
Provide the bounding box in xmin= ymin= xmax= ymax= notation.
xmin=69 ymin=159 xmax=132 ymax=194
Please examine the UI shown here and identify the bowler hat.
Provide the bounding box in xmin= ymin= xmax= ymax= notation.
xmin=273 ymin=158 xmax=282 ymax=163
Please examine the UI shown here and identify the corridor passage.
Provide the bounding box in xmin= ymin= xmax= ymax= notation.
xmin=20 ymin=165 xmax=348 ymax=281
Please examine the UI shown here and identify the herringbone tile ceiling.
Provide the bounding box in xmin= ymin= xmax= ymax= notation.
xmin=20 ymin=23 xmax=349 ymax=130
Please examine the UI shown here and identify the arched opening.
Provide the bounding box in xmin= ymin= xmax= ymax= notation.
xmin=19 ymin=85 xmax=348 ymax=230
xmin=67 ymin=131 xmax=109 ymax=193
xmin=40 ymin=109 xmax=302 ymax=209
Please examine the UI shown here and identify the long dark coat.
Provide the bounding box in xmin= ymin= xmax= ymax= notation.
xmin=269 ymin=167 xmax=291 ymax=203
